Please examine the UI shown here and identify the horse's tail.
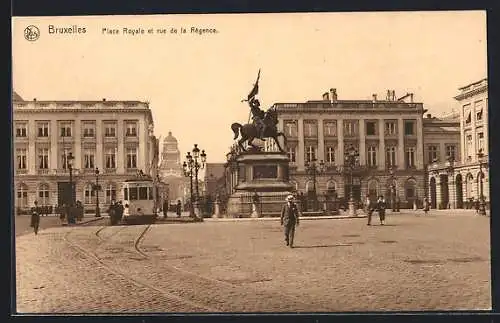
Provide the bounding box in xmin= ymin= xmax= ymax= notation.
xmin=231 ymin=123 xmax=242 ymax=140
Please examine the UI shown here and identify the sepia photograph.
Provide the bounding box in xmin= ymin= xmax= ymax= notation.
xmin=12 ymin=11 xmax=490 ymax=313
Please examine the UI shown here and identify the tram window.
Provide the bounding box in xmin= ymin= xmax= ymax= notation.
xmin=129 ymin=187 xmax=138 ymax=200
xmin=124 ymin=188 xmax=129 ymax=200
xmin=148 ymin=187 xmax=153 ymax=200
xmin=139 ymin=187 xmax=148 ymax=200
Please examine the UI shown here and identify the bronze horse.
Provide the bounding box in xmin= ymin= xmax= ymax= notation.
xmin=231 ymin=108 xmax=287 ymax=152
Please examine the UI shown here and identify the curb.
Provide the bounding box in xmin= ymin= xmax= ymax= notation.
xmin=204 ymin=215 xmax=367 ymax=222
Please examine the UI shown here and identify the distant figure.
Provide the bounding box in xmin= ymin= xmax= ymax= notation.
xmin=176 ymin=200 xmax=182 ymax=218
xmin=280 ymin=195 xmax=300 ymax=248
xmin=366 ymin=197 xmax=376 ymax=226
xmin=423 ymin=197 xmax=430 ymax=215
xmin=163 ymin=200 xmax=169 ymax=218
xmin=31 ymin=201 xmax=41 ymax=235
xmin=377 ymin=195 xmax=387 ymax=225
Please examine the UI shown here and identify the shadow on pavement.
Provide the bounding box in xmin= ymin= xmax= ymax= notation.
xmin=293 ymin=243 xmax=352 ymax=249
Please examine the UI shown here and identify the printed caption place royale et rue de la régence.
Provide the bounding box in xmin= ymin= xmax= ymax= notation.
xmin=45 ymin=24 xmax=219 ymax=36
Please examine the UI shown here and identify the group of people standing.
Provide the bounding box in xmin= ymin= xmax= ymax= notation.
xmin=108 ymin=201 xmax=125 ymax=225
xmin=365 ymin=196 xmax=388 ymax=226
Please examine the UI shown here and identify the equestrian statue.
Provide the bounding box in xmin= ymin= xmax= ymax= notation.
xmin=231 ymin=70 xmax=287 ymax=152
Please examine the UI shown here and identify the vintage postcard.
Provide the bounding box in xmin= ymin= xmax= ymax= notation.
xmin=12 ymin=11 xmax=490 ymax=313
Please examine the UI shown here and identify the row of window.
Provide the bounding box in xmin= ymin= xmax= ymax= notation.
xmin=463 ymin=98 xmax=487 ymax=125
xmin=16 ymin=147 xmax=138 ymax=170
xmin=16 ymin=183 xmax=117 ymax=206
xmin=15 ymin=120 xmax=139 ymax=139
xmin=427 ymin=145 xmax=457 ymax=163
xmin=465 ymin=131 xmax=486 ymax=160
xmin=286 ymin=145 xmax=416 ymax=168
xmin=283 ymin=119 xmax=416 ymax=138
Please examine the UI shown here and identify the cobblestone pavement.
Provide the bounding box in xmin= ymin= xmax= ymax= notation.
xmin=15 ymin=211 xmax=491 ymax=313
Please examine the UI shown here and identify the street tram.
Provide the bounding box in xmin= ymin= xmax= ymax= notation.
xmin=121 ymin=175 xmax=160 ymax=224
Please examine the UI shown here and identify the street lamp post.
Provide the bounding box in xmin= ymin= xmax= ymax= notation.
xmin=344 ymin=145 xmax=359 ymax=216
xmin=305 ymin=158 xmax=325 ymax=211
xmin=94 ymin=167 xmax=101 ymax=217
xmin=183 ymin=144 xmax=207 ymax=218
xmin=477 ymin=150 xmax=487 ymax=216
xmin=389 ymin=166 xmax=396 ymax=212
xmin=67 ymin=152 xmax=75 ymax=206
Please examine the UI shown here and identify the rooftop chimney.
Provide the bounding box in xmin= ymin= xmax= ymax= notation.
xmin=427 ymin=113 xmax=431 ymax=119
xmin=372 ymin=94 xmax=377 ymax=102
xmin=410 ymin=93 xmax=414 ymax=103
xmin=386 ymin=90 xmax=391 ymax=101
xmin=330 ymin=88 xmax=337 ymax=102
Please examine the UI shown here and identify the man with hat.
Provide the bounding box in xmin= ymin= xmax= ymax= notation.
xmin=281 ymin=194 xmax=300 ymax=248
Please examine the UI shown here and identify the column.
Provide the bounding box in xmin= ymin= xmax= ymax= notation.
xmin=28 ymin=119 xmax=36 ymax=175
xmin=435 ymin=175 xmax=442 ymax=209
xmin=358 ymin=119 xmax=366 ymax=165
xmin=74 ymin=119 xmax=82 ymax=169
xmin=95 ymin=120 xmax=103 ymax=170
xmin=471 ymin=110 xmax=477 ymax=162
xmin=397 ymin=118 xmax=405 ymax=170
xmin=337 ymin=118 xmax=344 ymax=164
xmin=449 ymin=173 xmax=456 ymax=209
xmin=297 ymin=118 xmax=305 ymax=171
xmin=317 ymin=119 xmax=325 ymax=163
xmin=50 ymin=119 xmax=58 ymax=170
xmin=378 ymin=118 xmax=385 ymax=170
xmin=117 ymin=119 xmax=125 ymax=173
xmin=440 ymin=142 xmax=446 ymax=162
xmin=138 ymin=118 xmax=146 ymax=172
xmin=416 ymin=116 xmax=424 ymax=170
xmin=459 ymin=105 xmax=465 ymax=165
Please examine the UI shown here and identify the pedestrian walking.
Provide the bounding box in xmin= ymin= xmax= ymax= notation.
xmin=280 ymin=195 xmax=300 ymax=248
xmin=366 ymin=197 xmax=376 ymax=226
xmin=377 ymin=195 xmax=387 ymax=225
xmin=116 ymin=201 xmax=124 ymax=222
xmin=176 ymin=200 xmax=182 ymax=218
xmin=474 ymin=198 xmax=480 ymax=214
xmin=423 ymin=197 xmax=430 ymax=215
xmin=108 ymin=200 xmax=117 ymax=225
xmin=163 ymin=200 xmax=169 ymax=218
xmin=31 ymin=201 xmax=41 ymax=235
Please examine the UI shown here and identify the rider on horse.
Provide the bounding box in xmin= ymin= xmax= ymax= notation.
xmin=249 ymin=98 xmax=267 ymax=140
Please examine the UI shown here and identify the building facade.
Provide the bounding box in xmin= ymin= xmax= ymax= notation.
xmin=269 ymin=88 xmax=426 ymax=208
xmin=158 ymin=131 xmax=189 ymax=204
xmin=427 ymin=78 xmax=489 ymax=209
xmin=13 ymin=92 xmax=158 ymax=212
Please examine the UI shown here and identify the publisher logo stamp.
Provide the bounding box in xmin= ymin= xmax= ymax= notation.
xmin=24 ymin=25 xmax=40 ymax=41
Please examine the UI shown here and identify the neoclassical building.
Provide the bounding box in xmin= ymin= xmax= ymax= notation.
xmin=158 ymin=131 xmax=189 ymax=204
xmin=13 ymin=91 xmax=159 ymax=212
xmin=268 ymin=88 xmax=426 ymax=208
xmin=427 ymin=78 xmax=489 ymax=209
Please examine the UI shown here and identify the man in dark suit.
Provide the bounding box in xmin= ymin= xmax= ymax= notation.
xmin=281 ymin=195 xmax=300 ymax=248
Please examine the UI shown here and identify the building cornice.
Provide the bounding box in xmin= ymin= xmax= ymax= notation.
xmin=453 ymin=85 xmax=488 ymax=101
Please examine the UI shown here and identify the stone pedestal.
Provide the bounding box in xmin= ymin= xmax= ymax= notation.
xmin=226 ymin=151 xmax=293 ymax=218
xmin=212 ymin=200 xmax=221 ymax=218
xmin=348 ymin=200 xmax=357 ymax=217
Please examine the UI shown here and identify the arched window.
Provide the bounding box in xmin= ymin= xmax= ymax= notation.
xmin=16 ymin=183 xmax=28 ymax=207
xmin=326 ymin=180 xmax=336 ymax=193
xmin=305 ymin=180 xmax=314 ymax=193
xmin=38 ymin=183 xmax=50 ymax=205
xmin=465 ymin=173 xmax=474 ymax=199
xmin=84 ymin=183 xmax=95 ymax=205
xmin=477 ymin=171 xmax=485 ymax=199
xmin=105 ymin=183 xmax=117 ymax=204
xmin=367 ymin=179 xmax=378 ymax=198
xmin=404 ymin=178 xmax=417 ymax=200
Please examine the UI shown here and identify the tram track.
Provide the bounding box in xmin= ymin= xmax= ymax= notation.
xmin=62 ymin=225 xmax=217 ymax=312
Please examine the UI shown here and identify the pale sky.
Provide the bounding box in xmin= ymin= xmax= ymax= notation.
xmin=12 ymin=11 xmax=487 ymax=163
